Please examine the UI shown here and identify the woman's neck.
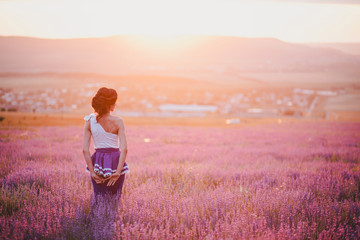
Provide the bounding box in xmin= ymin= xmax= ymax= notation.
xmin=102 ymin=112 xmax=111 ymax=117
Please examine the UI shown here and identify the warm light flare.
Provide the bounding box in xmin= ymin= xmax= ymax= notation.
xmin=0 ymin=0 xmax=359 ymax=42
xmin=122 ymin=35 xmax=203 ymax=53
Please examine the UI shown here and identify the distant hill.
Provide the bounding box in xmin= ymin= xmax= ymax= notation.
xmin=306 ymin=43 xmax=360 ymax=56
xmin=0 ymin=35 xmax=359 ymax=75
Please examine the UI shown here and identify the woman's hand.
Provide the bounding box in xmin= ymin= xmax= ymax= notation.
xmin=107 ymin=173 xmax=121 ymax=186
xmin=91 ymin=172 xmax=105 ymax=184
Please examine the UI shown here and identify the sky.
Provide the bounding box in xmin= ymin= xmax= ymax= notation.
xmin=0 ymin=0 xmax=359 ymax=43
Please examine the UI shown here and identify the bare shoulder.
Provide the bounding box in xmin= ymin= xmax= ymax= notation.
xmin=110 ymin=115 xmax=125 ymax=128
xmin=84 ymin=119 xmax=91 ymax=130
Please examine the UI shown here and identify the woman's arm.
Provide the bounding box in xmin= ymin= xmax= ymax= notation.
xmin=107 ymin=118 xmax=128 ymax=186
xmin=83 ymin=121 xmax=104 ymax=184
xmin=82 ymin=120 xmax=96 ymax=173
xmin=116 ymin=118 xmax=128 ymax=174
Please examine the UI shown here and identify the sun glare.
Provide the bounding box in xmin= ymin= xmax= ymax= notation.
xmin=0 ymin=0 xmax=359 ymax=42
xmin=123 ymin=35 xmax=203 ymax=53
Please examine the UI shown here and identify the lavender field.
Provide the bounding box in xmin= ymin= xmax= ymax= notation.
xmin=0 ymin=121 xmax=360 ymax=239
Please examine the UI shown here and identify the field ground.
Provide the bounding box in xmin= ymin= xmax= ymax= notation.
xmin=0 ymin=117 xmax=360 ymax=239
xmin=0 ymin=112 xmax=306 ymax=128
xmin=1 ymin=112 xmax=360 ymax=129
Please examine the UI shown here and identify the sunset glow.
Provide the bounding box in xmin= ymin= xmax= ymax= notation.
xmin=0 ymin=0 xmax=360 ymax=42
xmin=1 ymin=0 xmax=360 ymax=238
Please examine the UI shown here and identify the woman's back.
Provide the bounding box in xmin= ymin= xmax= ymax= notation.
xmin=84 ymin=113 xmax=119 ymax=149
xmin=97 ymin=114 xmax=120 ymax=134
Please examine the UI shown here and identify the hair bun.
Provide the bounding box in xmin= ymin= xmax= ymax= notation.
xmin=91 ymin=87 xmax=118 ymax=121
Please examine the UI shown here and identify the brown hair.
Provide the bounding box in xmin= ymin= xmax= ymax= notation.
xmin=91 ymin=87 xmax=117 ymax=121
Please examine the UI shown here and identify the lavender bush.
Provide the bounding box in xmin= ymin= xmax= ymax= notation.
xmin=0 ymin=122 xmax=359 ymax=239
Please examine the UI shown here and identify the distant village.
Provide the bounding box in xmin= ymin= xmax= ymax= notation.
xmin=0 ymin=83 xmax=345 ymax=119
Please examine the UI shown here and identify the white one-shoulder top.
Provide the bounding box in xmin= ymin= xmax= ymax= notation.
xmin=84 ymin=113 xmax=119 ymax=149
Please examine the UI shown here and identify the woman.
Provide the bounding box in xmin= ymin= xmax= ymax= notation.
xmin=82 ymin=87 xmax=129 ymax=200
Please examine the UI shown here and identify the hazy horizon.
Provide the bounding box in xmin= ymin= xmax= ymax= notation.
xmin=1 ymin=34 xmax=360 ymax=44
